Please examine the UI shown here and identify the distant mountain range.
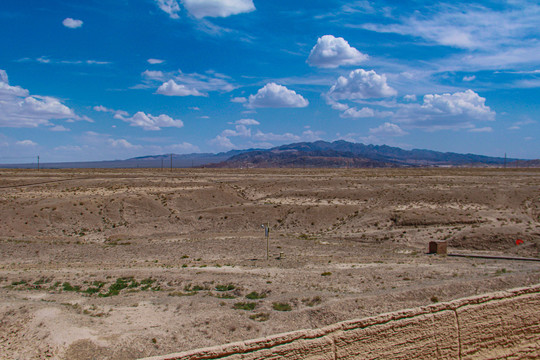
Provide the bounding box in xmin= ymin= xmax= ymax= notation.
xmin=1 ymin=141 xmax=537 ymax=169
xmin=208 ymin=140 xmax=526 ymax=168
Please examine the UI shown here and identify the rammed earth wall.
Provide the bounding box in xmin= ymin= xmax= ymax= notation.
xmin=142 ymin=285 xmax=540 ymax=360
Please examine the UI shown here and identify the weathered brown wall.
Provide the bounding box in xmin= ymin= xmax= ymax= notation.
xmin=141 ymin=285 xmax=540 ymax=360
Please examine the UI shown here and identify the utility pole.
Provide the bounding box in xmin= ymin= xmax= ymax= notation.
xmin=262 ymin=223 xmax=270 ymax=260
xmin=37 ymin=155 xmax=40 ymax=171
xmin=170 ymin=154 xmax=172 ymax=172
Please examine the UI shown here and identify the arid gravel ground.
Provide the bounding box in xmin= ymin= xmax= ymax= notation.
xmin=0 ymin=168 xmax=539 ymax=359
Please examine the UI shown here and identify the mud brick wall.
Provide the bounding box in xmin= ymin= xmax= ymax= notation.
xmin=142 ymin=285 xmax=540 ymax=360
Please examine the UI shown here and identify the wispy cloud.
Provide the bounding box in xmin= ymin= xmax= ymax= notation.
xmin=181 ymin=0 xmax=255 ymax=19
xmin=359 ymin=3 xmax=539 ymax=50
xmin=209 ymin=118 xmax=322 ymax=150
xmin=17 ymin=57 xmax=111 ymax=66
xmin=154 ymin=0 xmax=255 ymax=19
xmin=155 ymin=0 xmax=181 ymax=19
xmin=141 ymin=69 xmax=236 ymax=96
xmin=147 ymin=58 xmax=165 ymax=65
xmin=356 ymin=2 xmax=540 ymax=71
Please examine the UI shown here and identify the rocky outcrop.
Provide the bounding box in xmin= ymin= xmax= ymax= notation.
xmin=141 ymin=285 xmax=540 ymax=360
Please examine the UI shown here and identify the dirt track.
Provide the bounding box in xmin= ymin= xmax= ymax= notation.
xmin=0 ymin=168 xmax=539 ymax=359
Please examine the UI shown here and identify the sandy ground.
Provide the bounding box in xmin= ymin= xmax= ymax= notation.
xmin=0 ymin=168 xmax=539 ymax=359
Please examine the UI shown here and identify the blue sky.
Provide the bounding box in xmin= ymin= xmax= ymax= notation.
xmin=0 ymin=0 xmax=538 ymax=163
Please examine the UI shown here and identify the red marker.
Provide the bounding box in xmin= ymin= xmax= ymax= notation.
xmin=516 ymin=239 xmax=524 ymax=245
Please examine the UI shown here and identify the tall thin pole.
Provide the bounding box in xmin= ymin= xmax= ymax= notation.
xmin=266 ymin=222 xmax=269 ymax=260
xmin=37 ymin=155 xmax=39 ymax=171
xmin=504 ymin=153 xmax=507 ymax=169
xmin=170 ymin=154 xmax=172 ymax=172
xmin=161 ymin=158 xmax=163 ymax=171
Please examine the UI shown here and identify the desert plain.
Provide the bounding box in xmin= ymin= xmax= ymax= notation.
xmin=0 ymin=167 xmax=539 ymax=359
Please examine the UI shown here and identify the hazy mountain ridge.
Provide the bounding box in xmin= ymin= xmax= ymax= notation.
xmin=2 ymin=141 xmax=536 ymax=169
xmin=209 ymin=140 xmax=520 ymax=168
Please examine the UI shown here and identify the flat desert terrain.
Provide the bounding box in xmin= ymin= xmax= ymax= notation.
xmin=0 ymin=168 xmax=539 ymax=359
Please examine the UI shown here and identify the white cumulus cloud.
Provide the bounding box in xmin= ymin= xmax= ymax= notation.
xmin=62 ymin=18 xmax=83 ymax=29
xmin=181 ymin=0 xmax=255 ymax=19
xmin=307 ymin=35 xmax=368 ymax=68
xmin=395 ymin=89 xmax=495 ymax=130
xmin=0 ymin=70 xmax=76 ymax=127
xmin=421 ymin=90 xmax=494 ymax=121
xmin=156 ymin=79 xmax=206 ymax=97
xmin=246 ymin=83 xmax=309 ymax=108
xmin=328 ymin=69 xmax=397 ymax=100
xmin=123 ymin=112 xmax=184 ymax=131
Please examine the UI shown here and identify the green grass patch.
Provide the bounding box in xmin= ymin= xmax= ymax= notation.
xmin=245 ymin=291 xmax=266 ymax=300
xmin=184 ymin=284 xmax=206 ymax=292
xmin=215 ymin=284 xmax=235 ymax=292
xmin=233 ymin=302 xmax=256 ymax=311
xmin=62 ymin=282 xmax=81 ymax=292
xmin=272 ymin=302 xmax=292 ymax=311
xmin=99 ymin=277 xmax=139 ymax=297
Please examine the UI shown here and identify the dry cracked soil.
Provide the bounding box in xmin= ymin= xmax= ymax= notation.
xmin=0 ymin=168 xmax=539 ymax=359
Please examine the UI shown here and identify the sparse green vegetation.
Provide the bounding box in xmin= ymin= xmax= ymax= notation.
xmin=249 ymin=312 xmax=270 ymax=322
xmin=233 ymin=302 xmax=257 ymax=311
xmin=246 ymin=291 xmax=266 ymax=300
xmin=272 ymin=302 xmax=292 ymax=311
xmin=215 ymin=284 xmax=235 ymax=292
xmin=62 ymin=282 xmax=80 ymax=292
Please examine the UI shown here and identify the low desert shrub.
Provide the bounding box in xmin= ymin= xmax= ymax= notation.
xmin=272 ymin=302 xmax=292 ymax=311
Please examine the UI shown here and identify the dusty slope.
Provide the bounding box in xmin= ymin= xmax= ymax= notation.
xmin=0 ymin=168 xmax=539 ymax=359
